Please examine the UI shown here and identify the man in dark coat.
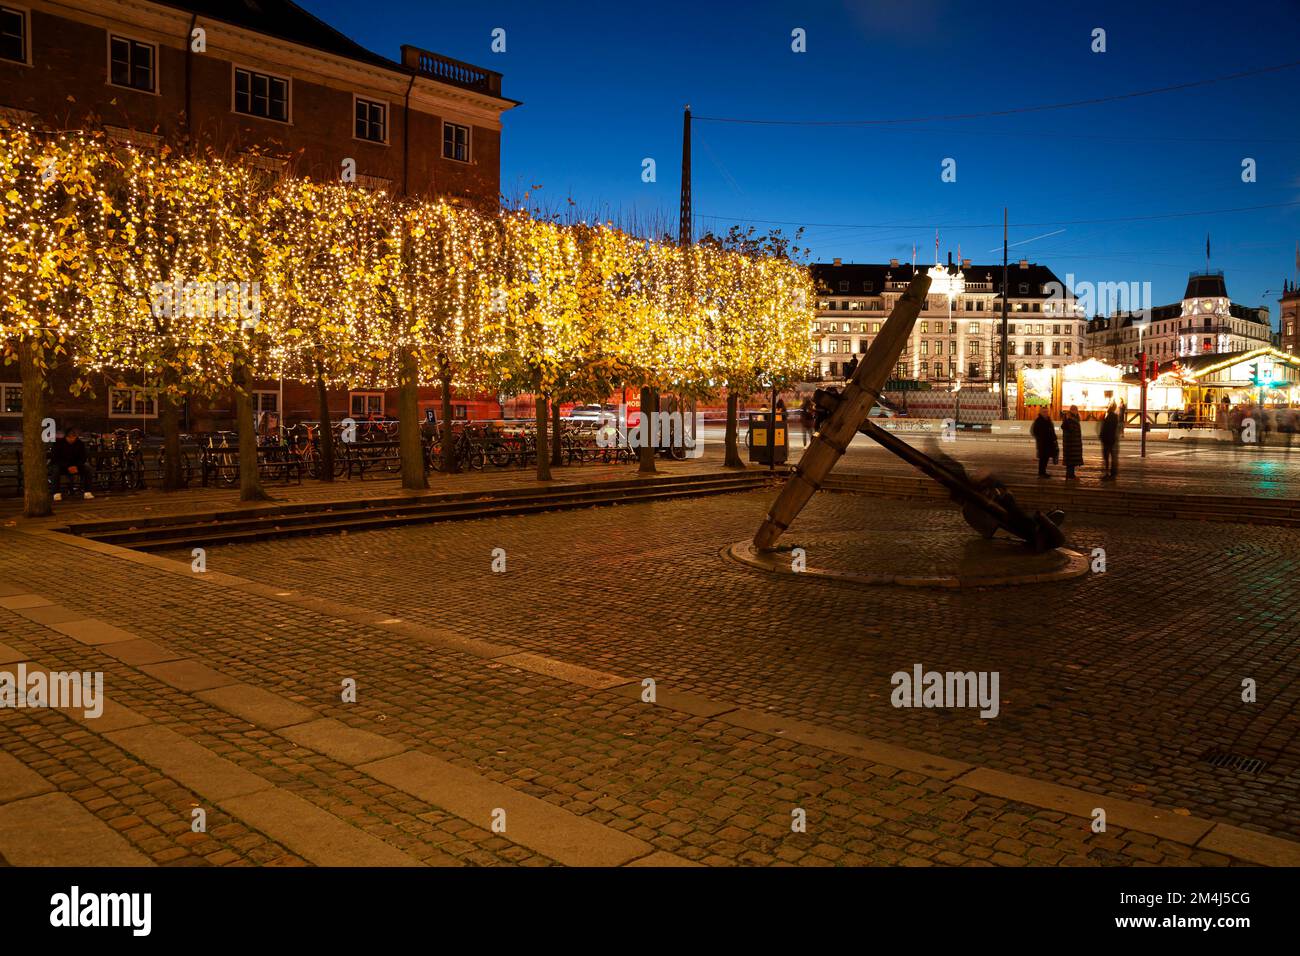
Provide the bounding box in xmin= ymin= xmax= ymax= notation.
xmin=1061 ymin=406 xmax=1084 ymax=480
xmin=51 ymin=427 xmax=94 ymax=500
xmin=1030 ymin=406 xmax=1058 ymax=478
xmin=1099 ymin=403 xmax=1120 ymax=480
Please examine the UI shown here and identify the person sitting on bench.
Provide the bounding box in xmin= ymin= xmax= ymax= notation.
xmin=51 ymin=427 xmax=94 ymax=501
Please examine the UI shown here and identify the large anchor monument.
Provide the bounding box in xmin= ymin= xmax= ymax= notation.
xmin=745 ymin=272 xmax=1068 ymax=573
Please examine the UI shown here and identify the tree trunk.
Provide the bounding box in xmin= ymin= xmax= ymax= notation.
xmin=551 ymin=399 xmax=563 ymax=467
xmin=638 ymin=385 xmax=657 ymax=474
xmin=724 ymin=390 xmax=745 ymax=468
xmin=439 ymin=365 xmax=456 ymax=474
xmin=159 ymin=391 xmax=183 ymax=491
xmin=535 ymin=392 xmax=552 ymax=481
xmin=19 ymin=339 xmax=52 ymax=518
xmin=235 ymin=359 xmax=271 ymax=502
xmin=398 ymin=347 xmax=427 ymax=490
xmin=315 ymin=363 xmax=335 ymax=482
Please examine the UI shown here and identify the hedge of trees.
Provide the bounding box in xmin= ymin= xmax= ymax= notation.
xmin=1 ymin=124 xmax=815 ymax=515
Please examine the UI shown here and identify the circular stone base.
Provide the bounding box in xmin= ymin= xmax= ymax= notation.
xmin=728 ymin=529 xmax=1087 ymax=589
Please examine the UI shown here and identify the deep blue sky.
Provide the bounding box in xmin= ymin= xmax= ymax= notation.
xmin=303 ymin=0 xmax=1300 ymax=324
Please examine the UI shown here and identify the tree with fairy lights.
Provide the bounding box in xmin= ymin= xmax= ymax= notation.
xmin=0 ymin=125 xmax=112 ymax=516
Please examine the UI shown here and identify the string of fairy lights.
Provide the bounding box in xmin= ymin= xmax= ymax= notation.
xmin=1 ymin=125 xmax=816 ymax=401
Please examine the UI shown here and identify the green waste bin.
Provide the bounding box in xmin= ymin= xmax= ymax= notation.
xmin=746 ymin=411 xmax=788 ymax=465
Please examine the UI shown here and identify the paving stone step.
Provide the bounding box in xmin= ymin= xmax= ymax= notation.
xmin=81 ymin=474 xmax=776 ymax=551
xmin=62 ymin=469 xmax=764 ymax=534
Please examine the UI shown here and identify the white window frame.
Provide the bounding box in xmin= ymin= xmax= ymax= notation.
xmin=108 ymin=386 xmax=158 ymax=419
xmin=352 ymin=94 xmax=389 ymax=145
xmin=252 ymin=390 xmax=279 ymax=414
xmin=106 ymin=31 xmax=159 ymax=95
xmin=349 ymin=391 xmax=384 ymax=418
xmin=232 ymin=64 xmax=292 ymax=124
xmin=0 ymin=3 xmax=30 ymax=67
xmin=0 ymin=382 xmax=21 ymax=416
xmin=442 ymin=120 xmax=471 ymax=163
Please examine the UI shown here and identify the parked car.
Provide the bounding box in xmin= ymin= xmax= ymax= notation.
xmin=565 ymin=405 xmax=607 ymax=424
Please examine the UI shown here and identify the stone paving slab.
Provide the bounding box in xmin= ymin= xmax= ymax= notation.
xmin=0 ymin=594 xmax=52 ymax=611
xmin=955 ymin=767 xmax=1213 ymax=845
xmin=495 ymin=652 xmax=633 ymax=690
xmin=139 ymin=660 xmax=241 ymax=692
xmin=0 ymin=753 xmax=54 ymax=804
xmin=0 ymin=642 xmax=26 ymax=664
xmin=0 ymin=792 xmax=150 ymax=866
xmin=360 ymin=751 xmax=653 ymax=867
xmin=218 ymin=790 xmax=422 ymax=867
xmin=10 ymin=604 xmax=92 ymax=626
xmin=47 ymin=618 xmax=139 ymax=646
xmin=195 ymin=683 xmax=319 ymax=731
xmin=98 ymin=638 xmax=186 ymax=667
xmin=104 ymin=724 xmax=274 ymax=802
xmin=281 ymin=718 xmax=408 ymax=767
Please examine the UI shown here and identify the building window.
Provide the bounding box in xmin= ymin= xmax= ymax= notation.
xmin=863 ymin=281 xmax=873 ymax=292
xmin=349 ymin=391 xmax=385 ymax=418
xmin=969 ymin=341 xmax=980 ymax=356
xmin=354 ymin=97 xmax=387 ymax=143
xmin=0 ymin=382 xmax=20 ymax=415
xmin=949 ymin=322 xmax=957 ymax=334
xmin=838 ymin=280 xmax=849 ymax=292
xmin=896 ymin=362 xmax=906 ymax=379
xmin=234 ymin=67 xmax=289 ymax=122
xmin=920 ymin=341 xmax=929 ymax=356
xmin=109 ymin=35 xmax=156 ymax=92
xmin=920 ymin=361 xmax=928 ymax=377
xmin=1 ymin=5 xmax=27 ymax=63
xmin=1019 ymin=283 xmax=1029 ymax=294
xmin=443 ymin=122 xmax=469 ymax=162
xmin=969 ymin=322 xmax=980 ymax=334
xmin=108 ymin=387 xmax=158 ymax=419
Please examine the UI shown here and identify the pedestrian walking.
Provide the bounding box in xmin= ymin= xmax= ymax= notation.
xmin=1030 ymin=406 xmax=1058 ymax=478
xmin=1099 ymin=403 xmax=1120 ymax=480
xmin=1061 ymin=405 xmax=1083 ymax=480
xmin=800 ymin=398 xmax=815 ymax=447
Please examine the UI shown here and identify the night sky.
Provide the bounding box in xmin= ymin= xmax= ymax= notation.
xmin=301 ymin=0 xmax=1300 ymax=323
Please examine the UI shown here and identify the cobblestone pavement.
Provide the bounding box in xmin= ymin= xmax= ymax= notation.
xmin=2 ymin=470 xmax=1298 ymax=867
xmin=156 ymin=491 xmax=1300 ymax=841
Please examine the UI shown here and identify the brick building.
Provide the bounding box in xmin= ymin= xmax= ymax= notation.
xmin=1 ymin=0 xmax=516 ymax=434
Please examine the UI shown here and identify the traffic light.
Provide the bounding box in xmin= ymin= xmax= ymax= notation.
xmin=1248 ymin=362 xmax=1259 ymax=385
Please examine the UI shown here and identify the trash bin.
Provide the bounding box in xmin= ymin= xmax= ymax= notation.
xmin=746 ymin=411 xmax=788 ymax=465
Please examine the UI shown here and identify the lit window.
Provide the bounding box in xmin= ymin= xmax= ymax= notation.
xmin=0 ymin=382 xmax=21 ymax=415
xmin=108 ymin=387 xmax=158 ymax=419
xmin=349 ymin=391 xmax=385 ymax=418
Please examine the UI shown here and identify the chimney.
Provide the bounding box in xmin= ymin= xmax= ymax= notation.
xmin=961 ymin=258 xmax=971 ymax=269
xmin=1018 ymin=258 xmax=1029 ymax=269
xmin=833 ymin=257 xmax=842 ymax=267
xmin=889 ymin=257 xmax=899 ymax=268
xmin=947 ymin=251 xmax=953 ymax=268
